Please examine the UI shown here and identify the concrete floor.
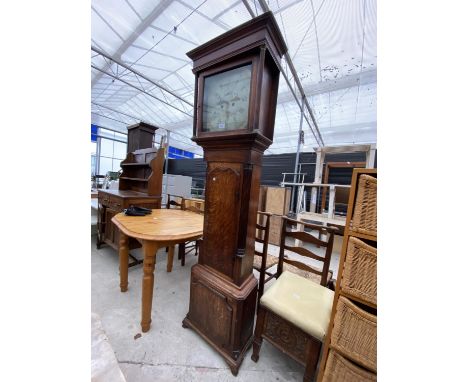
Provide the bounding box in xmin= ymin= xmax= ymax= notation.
xmin=91 ymin=220 xmax=342 ymax=382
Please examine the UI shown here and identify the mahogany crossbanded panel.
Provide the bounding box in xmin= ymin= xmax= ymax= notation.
xmin=202 ymin=163 xmax=241 ymax=279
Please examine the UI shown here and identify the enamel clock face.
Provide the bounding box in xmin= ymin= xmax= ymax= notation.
xmin=202 ymin=64 xmax=252 ymax=132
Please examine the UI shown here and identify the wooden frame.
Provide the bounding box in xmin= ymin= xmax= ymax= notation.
xmin=196 ymin=55 xmax=259 ymax=138
xmin=320 ymin=161 xmax=366 ymax=214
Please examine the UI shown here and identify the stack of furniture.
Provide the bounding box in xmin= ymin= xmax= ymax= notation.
xmin=97 ymin=147 xmax=164 ymax=265
xmin=317 ymin=168 xmax=377 ymax=382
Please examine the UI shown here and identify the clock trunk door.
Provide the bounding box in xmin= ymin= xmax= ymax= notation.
xmin=201 ymin=163 xmax=241 ymax=280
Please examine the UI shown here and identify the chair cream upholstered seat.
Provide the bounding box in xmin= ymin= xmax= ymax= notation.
xmin=260 ymin=271 xmax=334 ymax=340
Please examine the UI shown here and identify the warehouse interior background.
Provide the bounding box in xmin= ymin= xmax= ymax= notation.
xmin=1 ymin=1 xmax=467 ymax=381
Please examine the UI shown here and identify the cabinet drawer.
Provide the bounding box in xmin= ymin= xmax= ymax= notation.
xmin=323 ymin=349 xmax=376 ymax=382
xmin=98 ymin=194 xmax=110 ymax=205
xmin=341 ymin=237 xmax=377 ymax=306
xmin=109 ymin=196 xmax=123 ymax=210
xmin=330 ymin=297 xmax=377 ymax=372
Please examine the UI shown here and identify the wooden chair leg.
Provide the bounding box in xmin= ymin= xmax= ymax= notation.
xmin=303 ymin=337 xmax=322 ymax=382
xmin=251 ymin=307 xmax=266 ymax=362
xmin=166 ymin=245 xmax=175 ymax=272
xmin=179 ymin=242 xmax=186 ymax=266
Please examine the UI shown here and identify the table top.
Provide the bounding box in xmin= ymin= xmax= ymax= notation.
xmin=112 ymin=209 xmax=204 ymax=242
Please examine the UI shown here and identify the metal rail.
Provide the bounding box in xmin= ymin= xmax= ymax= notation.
xmin=91 ymin=46 xmax=193 ymax=107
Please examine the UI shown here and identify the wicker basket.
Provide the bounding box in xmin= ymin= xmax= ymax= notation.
xmin=351 ymin=174 xmax=377 ymax=236
xmin=323 ymin=349 xmax=376 ymax=382
xmin=341 ymin=237 xmax=377 ymax=306
xmin=331 ymin=297 xmax=377 ymax=372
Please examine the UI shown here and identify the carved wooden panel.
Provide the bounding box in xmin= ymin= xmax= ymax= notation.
xmin=190 ymin=278 xmax=233 ymax=349
xmin=264 ymin=311 xmax=308 ymax=365
xmin=202 ymin=164 xmax=241 ymax=278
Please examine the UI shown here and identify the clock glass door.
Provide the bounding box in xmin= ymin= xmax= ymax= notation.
xmin=202 ymin=64 xmax=252 ymax=132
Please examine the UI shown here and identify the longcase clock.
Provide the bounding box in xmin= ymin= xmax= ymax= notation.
xmin=182 ymin=12 xmax=287 ymax=375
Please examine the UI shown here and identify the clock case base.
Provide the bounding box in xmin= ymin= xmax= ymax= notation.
xmin=182 ymin=263 xmax=258 ymax=376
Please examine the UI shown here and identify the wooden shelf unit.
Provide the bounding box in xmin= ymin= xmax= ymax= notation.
xmin=118 ymin=147 xmax=164 ymax=195
xmin=317 ymin=168 xmax=377 ymax=381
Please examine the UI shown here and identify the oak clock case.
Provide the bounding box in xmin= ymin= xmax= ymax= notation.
xmin=181 ymin=11 xmax=287 ymax=376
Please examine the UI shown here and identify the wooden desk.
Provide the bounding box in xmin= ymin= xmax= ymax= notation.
xmin=112 ymin=209 xmax=204 ymax=332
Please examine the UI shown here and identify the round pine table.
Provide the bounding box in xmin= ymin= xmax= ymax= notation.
xmin=112 ymin=209 xmax=204 ymax=332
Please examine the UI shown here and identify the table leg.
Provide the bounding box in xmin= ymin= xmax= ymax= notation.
xmin=167 ymin=245 xmax=175 ymax=272
xmin=141 ymin=241 xmax=158 ymax=332
xmin=119 ymin=232 xmax=129 ymax=292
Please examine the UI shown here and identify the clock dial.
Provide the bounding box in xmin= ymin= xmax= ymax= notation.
xmin=202 ymin=64 xmax=252 ymax=132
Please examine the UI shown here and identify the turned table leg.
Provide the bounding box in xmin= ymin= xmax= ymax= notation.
xmin=141 ymin=241 xmax=158 ymax=332
xmin=166 ymin=245 xmax=175 ymax=272
xmin=119 ymin=232 xmax=129 ymax=292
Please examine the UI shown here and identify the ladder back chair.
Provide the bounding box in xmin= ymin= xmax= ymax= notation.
xmin=278 ymin=217 xmax=337 ymax=288
xmin=178 ymin=198 xmax=205 ymax=266
xmin=251 ymin=217 xmax=338 ymax=381
xmin=166 ymin=194 xmax=184 ymax=210
xmin=253 ymin=212 xmax=279 ymax=305
xmin=165 ymin=194 xmax=184 ymax=269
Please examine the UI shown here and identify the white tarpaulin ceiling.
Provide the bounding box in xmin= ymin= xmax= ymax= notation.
xmin=91 ymin=0 xmax=376 ymax=156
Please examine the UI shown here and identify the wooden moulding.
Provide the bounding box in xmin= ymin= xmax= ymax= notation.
xmin=341 ymin=237 xmax=377 ymax=306
xmin=330 ymin=297 xmax=377 ymax=372
xmin=323 ymin=349 xmax=376 ymax=382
